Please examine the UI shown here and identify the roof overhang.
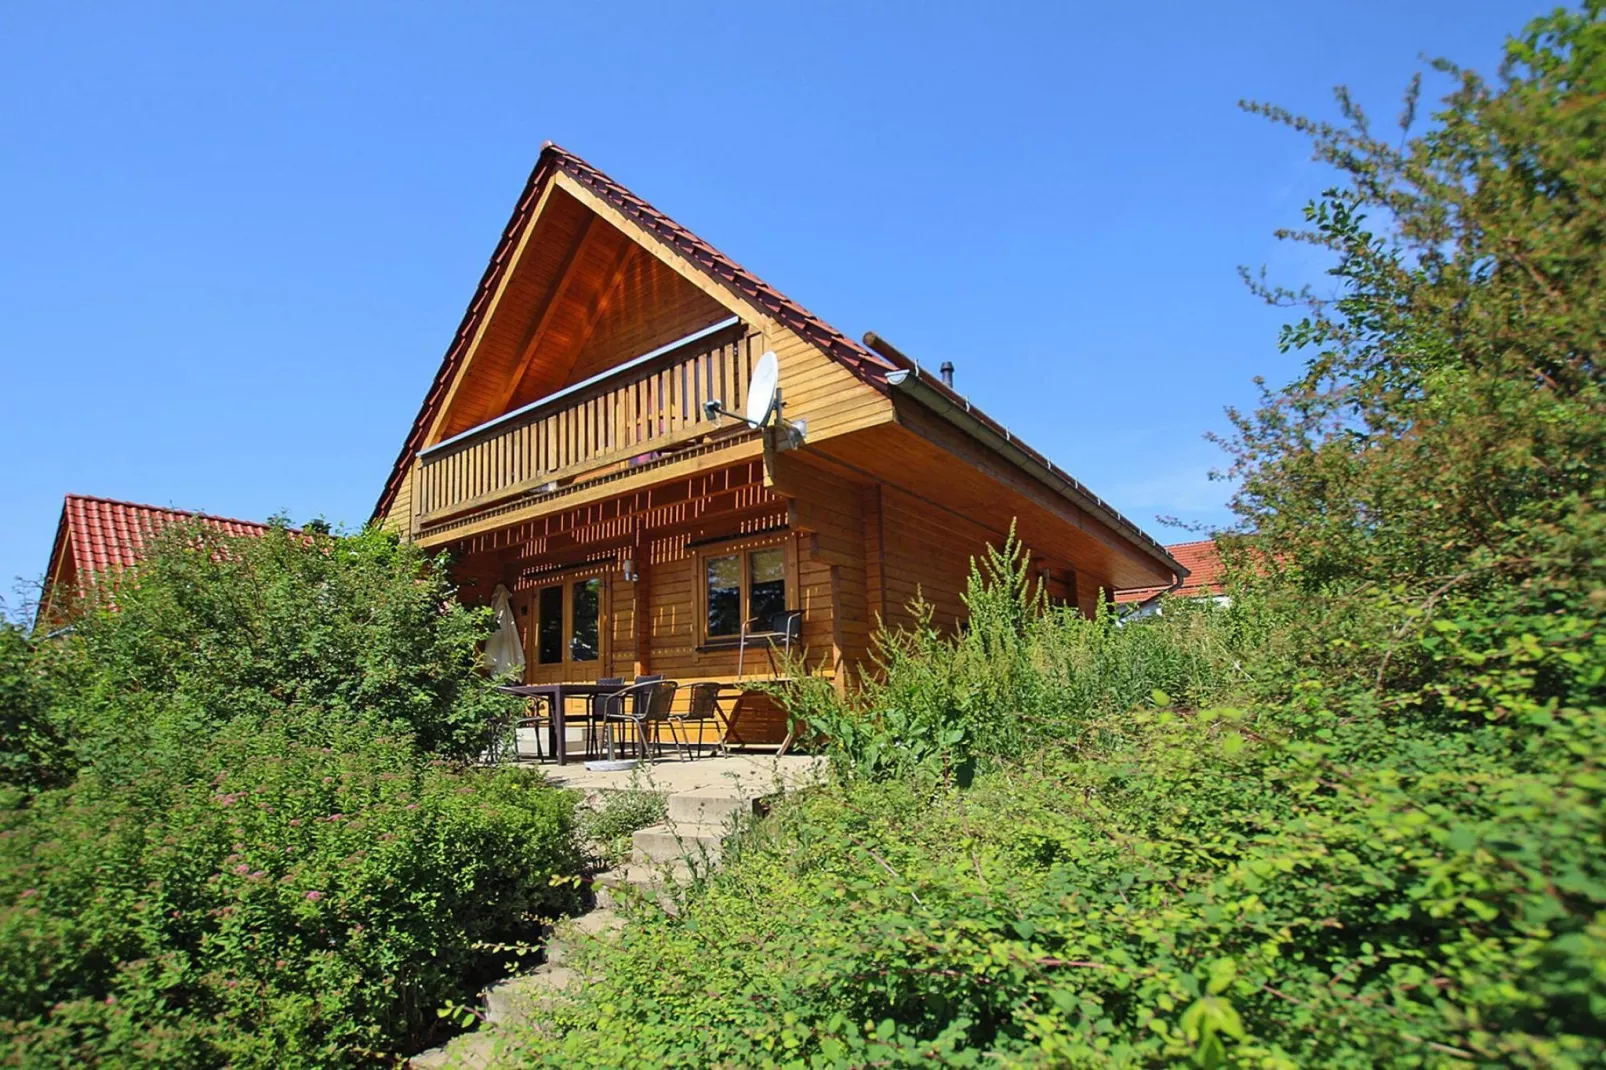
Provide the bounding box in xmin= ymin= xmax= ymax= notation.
xmin=882 ymin=365 xmax=1186 ymax=583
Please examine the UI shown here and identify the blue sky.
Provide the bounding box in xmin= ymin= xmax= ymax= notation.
xmin=0 ymin=1 xmax=1541 ymax=607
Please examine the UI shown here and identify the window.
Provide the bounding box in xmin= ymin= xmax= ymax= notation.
xmin=701 ymin=541 xmax=790 ymax=642
xmin=749 ymin=547 xmax=786 ymax=625
xmin=533 ymin=576 xmax=603 ymax=666
xmin=705 ymin=555 xmax=742 ymax=638
xmin=570 ymin=578 xmax=600 ymax=662
xmin=536 ymin=586 xmax=564 ymax=664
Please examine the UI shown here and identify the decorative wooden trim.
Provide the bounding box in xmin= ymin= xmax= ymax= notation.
xmin=685 ymin=523 xmax=789 ymax=550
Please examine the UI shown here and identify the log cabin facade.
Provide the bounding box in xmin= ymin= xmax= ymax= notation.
xmin=373 ymin=145 xmax=1184 ymax=731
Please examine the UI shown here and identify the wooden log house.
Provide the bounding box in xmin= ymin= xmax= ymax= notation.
xmin=372 ymin=145 xmax=1185 ymax=743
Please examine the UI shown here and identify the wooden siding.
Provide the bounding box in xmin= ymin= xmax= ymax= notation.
xmin=378 ymin=462 xmax=414 ymax=535
xmin=771 ymin=450 xmax=873 ymax=685
xmin=804 ymin=414 xmax=1165 ymax=593
xmin=428 ymin=188 xmax=600 ymax=443
xmin=879 ymin=484 xmax=990 ymax=632
xmin=551 ymin=253 xmax=728 ymax=395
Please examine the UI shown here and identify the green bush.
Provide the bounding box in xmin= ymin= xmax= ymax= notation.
xmin=0 ymin=724 xmax=580 ymax=1064
xmin=0 ymin=523 xmax=584 ymax=1065
xmin=577 ymin=777 xmax=668 ymax=866
xmin=0 ymin=624 xmax=71 ymax=791
xmin=507 ymin=585 xmax=1604 ymax=1067
xmin=55 ymin=522 xmax=514 ymax=766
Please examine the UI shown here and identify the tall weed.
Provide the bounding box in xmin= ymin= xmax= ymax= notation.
xmin=792 ymin=529 xmax=1244 ymax=782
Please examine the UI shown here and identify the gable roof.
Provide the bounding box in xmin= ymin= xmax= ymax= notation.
xmin=39 ymin=494 xmax=276 ymax=622
xmin=373 ymin=143 xmax=897 ymax=522
xmin=1114 ymin=540 xmax=1225 ymax=603
xmin=371 ymin=144 xmax=1184 ymax=581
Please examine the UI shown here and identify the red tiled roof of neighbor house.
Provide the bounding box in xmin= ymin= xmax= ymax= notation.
xmin=1114 ymin=539 xmax=1225 ymax=604
xmin=55 ymin=494 xmax=274 ymax=576
xmin=36 ymin=496 xmax=280 ymax=629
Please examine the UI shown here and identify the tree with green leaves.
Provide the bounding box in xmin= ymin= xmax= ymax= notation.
xmin=1222 ymin=2 xmax=1605 ymax=698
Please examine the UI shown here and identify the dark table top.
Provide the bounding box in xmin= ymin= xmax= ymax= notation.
xmin=495 ymin=682 xmax=616 ymax=697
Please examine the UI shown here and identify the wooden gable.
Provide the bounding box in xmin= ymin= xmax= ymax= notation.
xmin=373 ymin=144 xmax=1182 ymax=598
xmin=376 ymin=146 xmax=901 ymax=535
xmin=424 ymin=188 xmax=733 ymax=445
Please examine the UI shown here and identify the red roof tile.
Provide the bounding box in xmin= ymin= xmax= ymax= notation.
xmin=56 ymin=494 xmax=274 ymax=578
xmin=1114 ymin=540 xmax=1225 ymax=603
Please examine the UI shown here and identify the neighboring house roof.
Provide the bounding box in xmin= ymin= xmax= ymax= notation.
xmin=38 ymin=494 xmax=275 ymax=622
xmin=372 ymin=143 xmax=1183 ymax=579
xmin=1114 ymin=540 xmax=1225 ymax=604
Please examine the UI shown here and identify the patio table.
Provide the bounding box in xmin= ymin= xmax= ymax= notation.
xmin=712 ymin=679 xmax=797 ymax=756
xmin=495 ymin=682 xmax=616 ymax=765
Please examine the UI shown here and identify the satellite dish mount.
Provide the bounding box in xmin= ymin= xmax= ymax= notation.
xmin=701 ymin=350 xmax=806 ymax=449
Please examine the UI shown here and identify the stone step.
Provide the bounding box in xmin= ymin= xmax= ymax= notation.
xmin=545 ymin=908 xmax=625 ymax=965
xmin=567 ymin=907 xmax=626 ymax=937
xmin=665 ymin=791 xmax=760 ymax=826
xmin=483 ymin=965 xmax=578 ymax=1025
xmin=631 ymin=822 xmax=725 ymax=865
xmin=592 ymin=860 xmax=692 ymax=910
xmin=409 ymin=1029 xmax=497 ymax=1069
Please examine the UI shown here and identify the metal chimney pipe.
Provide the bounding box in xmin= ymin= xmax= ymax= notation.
xmin=939 ymin=361 xmax=955 ymax=389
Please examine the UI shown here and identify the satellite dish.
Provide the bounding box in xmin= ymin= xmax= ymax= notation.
xmin=745 ymin=351 xmax=780 ymax=427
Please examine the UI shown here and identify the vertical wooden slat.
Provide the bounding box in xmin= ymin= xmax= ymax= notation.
xmin=658 ymin=369 xmax=669 ymax=439
xmin=632 ymin=380 xmax=642 ymax=449
xmin=417 ymin=334 xmax=769 ymax=517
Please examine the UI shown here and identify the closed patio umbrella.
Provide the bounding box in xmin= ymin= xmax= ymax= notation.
xmin=486 ymin=583 xmax=524 ymax=677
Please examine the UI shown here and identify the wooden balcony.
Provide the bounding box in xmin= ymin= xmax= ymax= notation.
xmin=414 ymin=319 xmax=760 ymax=531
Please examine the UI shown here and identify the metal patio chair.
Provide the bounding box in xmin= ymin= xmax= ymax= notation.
xmin=672 ymin=682 xmax=728 ymax=759
xmin=580 ymin=677 xmax=624 ymax=759
xmin=598 ymin=678 xmax=681 ymax=761
xmin=735 ymin=609 xmax=803 ymax=680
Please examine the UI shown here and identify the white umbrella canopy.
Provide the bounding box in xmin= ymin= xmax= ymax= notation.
xmin=485 ymin=583 xmax=525 ymax=677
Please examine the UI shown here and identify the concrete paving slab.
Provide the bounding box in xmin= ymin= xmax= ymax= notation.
xmin=532 ymin=753 xmax=825 ymax=798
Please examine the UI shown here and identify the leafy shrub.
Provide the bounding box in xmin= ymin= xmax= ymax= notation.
xmin=507 ymin=574 xmax=1605 ymax=1068
xmin=0 ymin=721 xmax=580 ymax=1064
xmin=0 ymin=523 xmax=583 ymax=1065
xmin=55 ymin=522 xmax=515 ymax=765
xmin=0 ymin=624 xmax=71 ymax=791
xmin=790 ymin=530 xmax=1242 ymax=783
xmin=1220 ymin=0 xmax=1606 ymax=701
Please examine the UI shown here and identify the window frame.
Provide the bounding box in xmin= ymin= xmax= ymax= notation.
xmin=523 ymin=568 xmax=609 ymax=671
xmin=694 ymin=536 xmax=794 ymax=648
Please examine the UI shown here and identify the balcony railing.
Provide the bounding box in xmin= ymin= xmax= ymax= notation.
xmin=415 ymin=318 xmax=758 ymax=527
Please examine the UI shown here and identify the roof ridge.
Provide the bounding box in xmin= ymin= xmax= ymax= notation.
xmin=63 ymin=493 xmax=276 ymax=532
xmin=542 ymin=143 xmax=894 ymax=375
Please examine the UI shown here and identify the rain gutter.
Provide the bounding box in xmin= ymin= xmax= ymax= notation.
xmin=881 ymin=364 xmax=1187 ymax=583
